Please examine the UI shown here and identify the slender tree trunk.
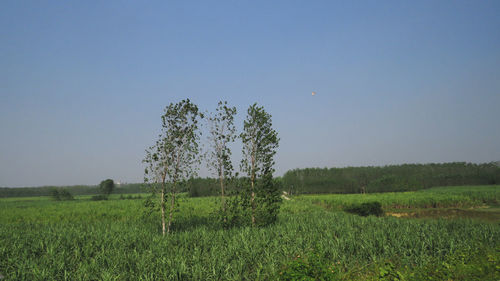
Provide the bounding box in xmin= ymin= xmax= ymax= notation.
xmin=251 ymin=178 xmax=255 ymax=226
xmin=219 ymin=162 xmax=226 ymax=222
xmin=160 ymin=179 xmax=166 ymax=236
xmin=250 ymin=150 xmax=256 ymax=226
xmin=167 ymin=181 xmax=176 ymax=233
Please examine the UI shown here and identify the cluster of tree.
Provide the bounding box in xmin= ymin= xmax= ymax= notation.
xmin=91 ymin=179 xmax=115 ymax=200
xmin=283 ymin=162 xmax=500 ymax=194
xmin=49 ymin=188 xmax=74 ymax=201
xmin=187 ymin=177 xmax=222 ymax=197
xmin=187 ymin=177 xmax=252 ymax=198
xmin=144 ymin=100 xmax=280 ymax=235
xmin=0 ymin=183 xmax=146 ymax=198
xmin=0 ymin=183 xmax=149 ymax=198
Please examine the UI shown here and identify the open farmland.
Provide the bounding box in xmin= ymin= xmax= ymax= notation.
xmin=301 ymin=185 xmax=500 ymax=210
xmin=0 ymin=185 xmax=499 ymax=280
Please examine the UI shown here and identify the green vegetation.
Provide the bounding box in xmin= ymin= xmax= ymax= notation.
xmin=144 ymin=99 xmax=205 ymax=235
xmin=100 ymin=179 xmax=115 ymax=198
xmin=283 ymin=162 xmax=500 ymax=194
xmin=6 ymin=162 xmax=498 ymax=199
xmin=186 ymin=162 xmax=500 ymax=198
xmin=0 ymin=183 xmax=146 ymax=198
xmin=301 ymin=185 xmax=500 ymax=210
xmin=0 ymin=185 xmax=498 ymax=280
xmin=344 ymin=201 xmax=384 ymax=217
xmin=91 ymin=179 xmax=116 ymax=201
xmin=49 ymin=188 xmax=74 ymax=201
xmin=238 ymin=102 xmax=281 ymax=227
xmin=206 ymin=100 xmax=237 ymax=223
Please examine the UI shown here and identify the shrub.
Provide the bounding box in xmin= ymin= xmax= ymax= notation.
xmin=49 ymin=188 xmax=74 ymax=201
xmin=50 ymin=188 xmax=61 ymax=201
xmin=344 ymin=201 xmax=384 ymax=217
xmin=99 ymin=179 xmax=114 ymax=199
xmin=58 ymin=189 xmax=74 ymax=200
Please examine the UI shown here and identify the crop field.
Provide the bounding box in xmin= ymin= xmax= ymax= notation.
xmin=301 ymin=185 xmax=500 ymax=210
xmin=1 ymin=185 xmax=499 ymax=280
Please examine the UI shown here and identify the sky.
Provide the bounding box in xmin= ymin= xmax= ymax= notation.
xmin=1 ymin=1 xmax=499 ymax=187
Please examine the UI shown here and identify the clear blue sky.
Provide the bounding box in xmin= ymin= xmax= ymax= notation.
xmin=1 ymin=1 xmax=499 ymax=187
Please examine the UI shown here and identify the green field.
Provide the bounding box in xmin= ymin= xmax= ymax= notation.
xmin=301 ymin=185 xmax=500 ymax=209
xmin=1 ymin=186 xmax=499 ymax=280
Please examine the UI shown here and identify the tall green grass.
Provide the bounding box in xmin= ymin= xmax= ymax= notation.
xmin=0 ymin=186 xmax=499 ymax=280
xmin=301 ymin=185 xmax=500 ymax=210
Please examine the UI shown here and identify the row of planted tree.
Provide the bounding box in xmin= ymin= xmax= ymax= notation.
xmin=143 ymin=100 xmax=280 ymax=235
xmin=282 ymin=162 xmax=500 ymax=195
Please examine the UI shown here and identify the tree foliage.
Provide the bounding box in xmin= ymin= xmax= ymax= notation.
xmin=205 ymin=101 xmax=237 ymax=222
xmin=49 ymin=188 xmax=74 ymax=201
xmin=143 ymin=99 xmax=203 ymax=235
xmin=239 ymin=103 xmax=280 ymax=226
xmin=283 ymin=162 xmax=500 ymax=195
xmin=99 ymin=179 xmax=115 ymax=196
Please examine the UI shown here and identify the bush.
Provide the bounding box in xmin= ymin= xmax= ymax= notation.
xmin=344 ymin=201 xmax=384 ymax=217
xmin=58 ymin=189 xmax=74 ymax=200
xmin=99 ymin=179 xmax=114 ymax=199
xmin=50 ymin=188 xmax=61 ymax=201
xmin=49 ymin=188 xmax=74 ymax=201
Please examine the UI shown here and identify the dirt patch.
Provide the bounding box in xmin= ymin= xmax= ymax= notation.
xmin=387 ymin=212 xmax=411 ymax=218
xmin=387 ymin=207 xmax=500 ymax=222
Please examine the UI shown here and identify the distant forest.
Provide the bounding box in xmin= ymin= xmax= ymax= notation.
xmin=282 ymin=162 xmax=500 ymax=194
xmin=0 ymin=183 xmax=146 ymax=198
xmin=2 ymin=162 xmax=499 ymax=198
xmin=185 ymin=162 xmax=500 ymax=196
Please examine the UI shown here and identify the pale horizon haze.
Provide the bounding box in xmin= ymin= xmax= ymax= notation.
xmin=1 ymin=1 xmax=499 ymax=187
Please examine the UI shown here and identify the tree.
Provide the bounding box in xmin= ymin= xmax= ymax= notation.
xmin=143 ymin=99 xmax=203 ymax=235
xmin=50 ymin=188 xmax=74 ymax=201
xmin=240 ymin=103 xmax=280 ymax=226
xmin=206 ymin=101 xmax=237 ymax=222
xmin=99 ymin=179 xmax=115 ymax=198
xmin=50 ymin=188 xmax=61 ymax=201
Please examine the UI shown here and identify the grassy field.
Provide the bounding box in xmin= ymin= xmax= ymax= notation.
xmin=301 ymin=185 xmax=500 ymax=210
xmin=0 ymin=185 xmax=499 ymax=280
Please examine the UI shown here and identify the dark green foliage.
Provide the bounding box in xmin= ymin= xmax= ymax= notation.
xmin=90 ymin=195 xmax=108 ymax=201
xmin=49 ymin=188 xmax=60 ymax=201
xmin=99 ymin=179 xmax=115 ymax=197
xmin=187 ymin=178 xmax=219 ymax=197
xmin=254 ymin=175 xmax=283 ymax=226
xmin=49 ymin=188 xmax=74 ymax=201
xmin=0 ymin=183 xmax=147 ymax=198
xmin=223 ymin=193 xmax=251 ymax=228
xmin=344 ymin=201 xmax=384 ymax=217
xmin=239 ymin=103 xmax=281 ymax=227
xmin=283 ymin=162 xmax=500 ymax=195
xmin=187 ymin=177 xmax=248 ymax=198
xmin=119 ymin=194 xmax=143 ymax=200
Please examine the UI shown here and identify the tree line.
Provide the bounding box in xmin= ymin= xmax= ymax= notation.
xmin=282 ymin=162 xmax=500 ymax=194
xmin=0 ymin=183 xmax=146 ymax=198
xmin=3 ymin=163 xmax=499 ymax=199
